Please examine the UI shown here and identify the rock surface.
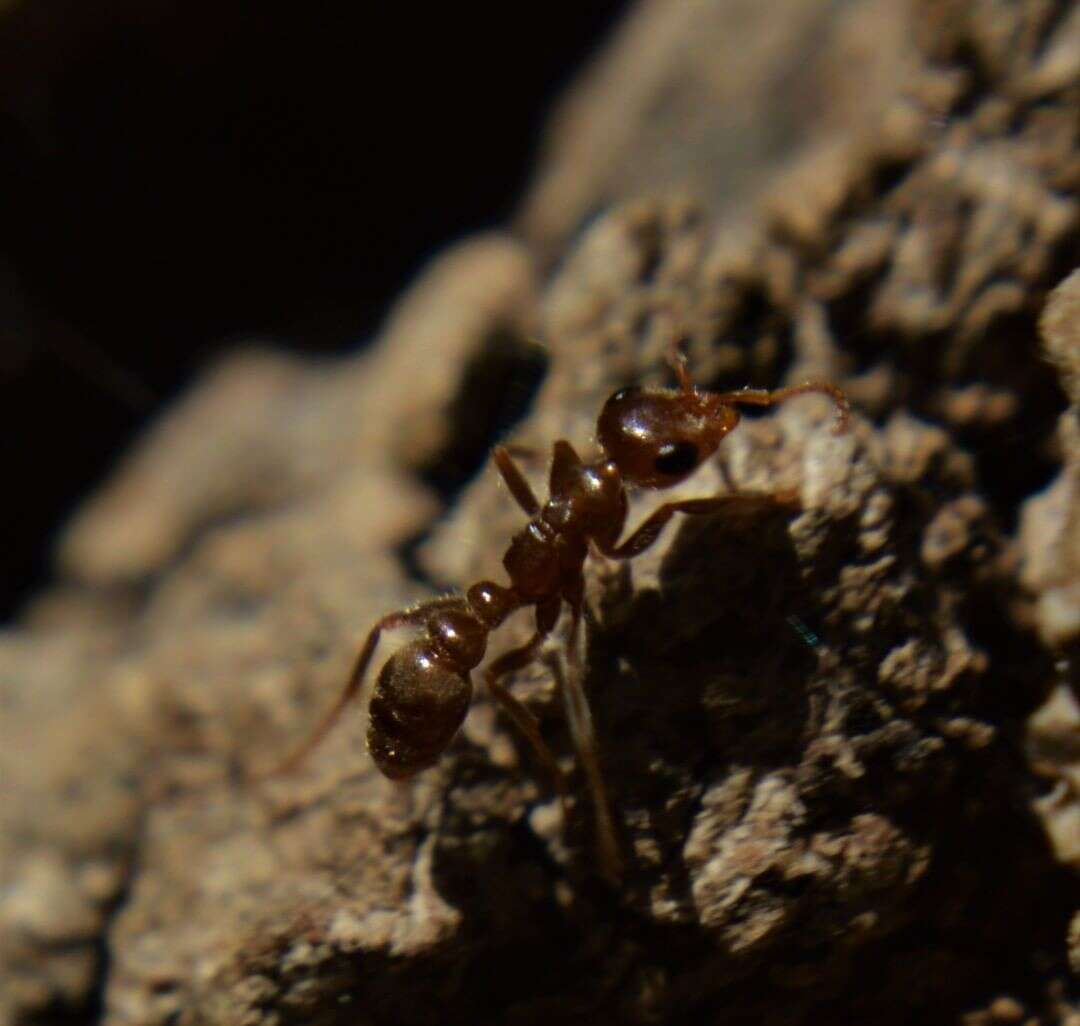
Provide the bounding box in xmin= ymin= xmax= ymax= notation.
xmin=2 ymin=1 xmax=1080 ymax=1024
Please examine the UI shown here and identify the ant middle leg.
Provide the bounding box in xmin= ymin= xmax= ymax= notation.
xmin=267 ymin=595 xmax=464 ymax=777
xmin=600 ymin=492 xmax=800 ymax=561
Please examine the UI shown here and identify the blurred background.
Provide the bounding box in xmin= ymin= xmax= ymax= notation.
xmin=0 ymin=1 xmax=628 ymax=619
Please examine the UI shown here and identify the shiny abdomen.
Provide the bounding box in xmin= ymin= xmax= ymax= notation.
xmin=366 ymin=641 xmax=472 ymax=779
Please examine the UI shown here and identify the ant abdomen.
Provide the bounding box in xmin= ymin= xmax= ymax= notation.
xmin=366 ymin=606 xmax=490 ymax=779
xmin=367 ymin=640 xmax=474 ymax=779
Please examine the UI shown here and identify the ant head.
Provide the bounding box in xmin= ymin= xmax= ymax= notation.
xmin=596 ymin=385 xmax=740 ymax=488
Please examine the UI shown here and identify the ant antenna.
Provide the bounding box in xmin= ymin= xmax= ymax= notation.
xmin=664 ymin=335 xmax=695 ymax=393
xmin=713 ymin=382 xmax=851 ymax=434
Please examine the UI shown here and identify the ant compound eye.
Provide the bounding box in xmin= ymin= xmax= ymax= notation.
xmin=653 ymin=441 xmax=699 ymax=477
xmin=609 ymin=386 xmax=642 ymax=404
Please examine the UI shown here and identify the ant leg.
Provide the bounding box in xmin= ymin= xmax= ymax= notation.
xmin=557 ymin=588 xmax=622 ymax=882
xmin=492 ymin=445 xmax=540 ymax=516
xmin=501 ymin=443 xmax=542 ymax=461
xmin=265 ymin=596 xmax=462 ymax=777
xmin=712 ymin=382 xmax=850 ymax=433
xmin=588 ymin=538 xmax=619 ymax=579
xmin=548 ymin=440 xmax=588 ymax=499
xmin=601 ymin=492 xmax=799 ymax=561
xmin=484 ymin=634 xmax=571 ymax=808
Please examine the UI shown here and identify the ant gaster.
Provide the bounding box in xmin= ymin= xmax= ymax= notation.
xmin=275 ymin=341 xmax=849 ymax=879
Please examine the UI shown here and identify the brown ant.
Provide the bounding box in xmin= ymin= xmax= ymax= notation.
xmin=274 ymin=341 xmax=849 ymax=879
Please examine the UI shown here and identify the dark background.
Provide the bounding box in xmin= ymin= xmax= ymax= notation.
xmin=0 ymin=2 xmax=628 ymax=619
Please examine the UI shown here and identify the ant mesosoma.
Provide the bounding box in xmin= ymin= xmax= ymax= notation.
xmin=274 ymin=341 xmax=849 ymax=879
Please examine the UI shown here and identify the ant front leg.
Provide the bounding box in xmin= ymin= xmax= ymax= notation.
xmin=266 ymin=596 xmax=463 ymax=777
xmin=600 ymin=492 xmax=800 ymax=561
xmin=492 ymin=445 xmax=540 ymax=516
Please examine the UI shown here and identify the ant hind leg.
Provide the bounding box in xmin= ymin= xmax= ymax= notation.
xmin=550 ymin=591 xmax=623 ymax=882
xmin=483 ymin=634 xmax=571 ymax=810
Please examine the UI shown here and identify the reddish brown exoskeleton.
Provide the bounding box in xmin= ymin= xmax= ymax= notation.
xmin=275 ymin=343 xmax=849 ymax=878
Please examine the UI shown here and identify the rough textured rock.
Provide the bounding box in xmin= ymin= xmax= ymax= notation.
xmin=1025 ymin=271 xmax=1080 ymax=964
xmin=1021 ymin=271 xmax=1080 ymax=651
xmin=2 ymin=1 xmax=1080 ymax=1024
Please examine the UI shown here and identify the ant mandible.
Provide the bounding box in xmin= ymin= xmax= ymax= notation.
xmin=275 ymin=340 xmax=849 ymax=878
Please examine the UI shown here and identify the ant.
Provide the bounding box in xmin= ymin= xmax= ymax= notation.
xmin=273 ymin=340 xmax=849 ymax=880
